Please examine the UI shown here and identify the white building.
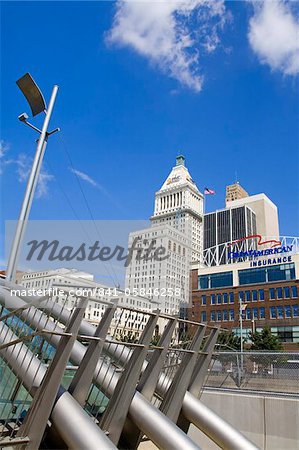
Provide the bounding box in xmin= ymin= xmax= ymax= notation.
xmin=125 ymin=155 xmax=203 ymax=315
xmin=151 ymin=155 xmax=204 ymax=263
xmin=17 ymin=268 xmax=160 ymax=340
xmin=226 ymin=193 xmax=280 ymax=240
xmin=125 ymin=224 xmax=191 ymax=315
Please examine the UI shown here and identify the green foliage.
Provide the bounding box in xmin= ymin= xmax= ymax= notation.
xmin=117 ymin=331 xmax=138 ymax=344
xmin=150 ymin=333 xmax=161 ymax=346
xmin=249 ymin=326 xmax=283 ymax=351
xmin=217 ymin=331 xmax=242 ymax=351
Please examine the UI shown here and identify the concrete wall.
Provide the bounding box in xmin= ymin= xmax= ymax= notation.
xmin=188 ymin=390 xmax=299 ymax=450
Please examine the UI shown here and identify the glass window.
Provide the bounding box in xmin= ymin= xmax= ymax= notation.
xmin=253 ymin=307 xmax=258 ymax=319
xmin=285 ymin=305 xmax=291 ymax=318
xmin=216 ymin=310 xmax=222 ymax=322
xmin=270 ymin=306 xmax=277 ymax=319
xmin=277 ymin=306 xmax=284 ymax=319
xmin=210 ymin=310 xmax=216 ymax=321
xmin=277 ymin=287 xmax=282 ymax=299
xmin=267 ymin=263 xmax=295 ymax=282
xmin=229 ymin=292 xmax=234 ymax=303
xmin=198 ymin=275 xmax=208 ymax=289
xmin=291 ymin=286 xmax=298 ymax=298
xmin=199 ymin=272 xmax=233 ymax=289
xmin=259 ymin=307 xmax=265 ymax=319
xmin=293 ymin=305 xmax=299 ymax=318
xmin=238 ymin=267 xmax=266 ymax=285
xmin=269 ymin=288 xmax=275 ymax=300
xmin=245 ymin=290 xmax=251 ymax=302
xmin=259 ymin=289 xmax=264 ymax=301
xmin=210 ymin=272 xmax=233 ymax=288
xmin=217 ymin=294 xmax=222 ymax=304
xmin=223 ymin=293 xmax=228 ymax=304
xmin=284 ymin=287 xmax=290 ymax=298
xmin=201 ymin=311 xmax=207 ymax=322
xmin=252 ymin=290 xmax=258 ymax=301
xmin=239 ymin=264 xmax=295 ymax=286
xmin=223 ymin=309 xmax=228 ymax=321
xmin=277 ymin=327 xmax=293 ymax=343
xmin=229 ymin=309 xmax=234 ymax=321
xmin=246 ymin=308 xmax=251 ymax=320
xmin=211 ymin=294 xmax=216 ymax=305
xmin=239 ymin=291 xmax=244 ymax=302
xmin=201 ymin=295 xmax=206 ymax=306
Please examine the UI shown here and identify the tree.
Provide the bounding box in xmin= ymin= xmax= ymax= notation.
xmin=150 ymin=333 xmax=161 ymax=346
xmin=217 ymin=331 xmax=241 ymax=351
xmin=249 ymin=326 xmax=283 ymax=351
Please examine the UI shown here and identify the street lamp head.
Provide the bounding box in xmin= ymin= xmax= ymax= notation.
xmin=16 ymin=73 xmax=46 ymax=117
xmin=18 ymin=112 xmax=29 ymax=122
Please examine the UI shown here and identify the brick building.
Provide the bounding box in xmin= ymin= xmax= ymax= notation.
xmin=189 ymin=250 xmax=299 ymax=349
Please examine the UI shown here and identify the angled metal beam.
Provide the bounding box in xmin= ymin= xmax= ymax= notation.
xmin=138 ymin=318 xmax=177 ymax=399
xmin=17 ymin=299 xmax=87 ymax=450
xmin=68 ymin=306 xmax=115 ymax=406
xmin=99 ymin=314 xmax=158 ymax=446
xmin=121 ymin=318 xmax=177 ymax=449
xmin=188 ymin=327 xmax=219 ymax=397
xmin=177 ymin=327 xmax=219 ymax=435
xmin=159 ymin=325 xmax=206 ymax=423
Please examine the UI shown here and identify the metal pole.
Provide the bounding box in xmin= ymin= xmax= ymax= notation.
xmin=6 ymin=85 xmax=59 ymax=282
xmin=240 ymin=299 xmax=243 ymax=374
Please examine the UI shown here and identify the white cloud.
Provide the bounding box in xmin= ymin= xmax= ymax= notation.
xmin=0 ymin=140 xmax=12 ymax=174
xmin=1 ymin=142 xmax=53 ymax=197
xmin=248 ymin=1 xmax=299 ymax=75
xmin=106 ymin=0 xmax=227 ymax=92
xmin=15 ymin=153 xmax=54 ymax=198
xmin=0 ymin=140 xmax=9 ymax=159
xmin=70 ymin=167 xmax=98 ymax=187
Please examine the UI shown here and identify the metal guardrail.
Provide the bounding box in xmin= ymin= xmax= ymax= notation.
xmin=0 ymin=283 xmax=259 ymax=450
xmin=205 ymin=351 xmax=299 ymax=396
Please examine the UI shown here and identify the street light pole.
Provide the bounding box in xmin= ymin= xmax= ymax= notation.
xmin=239 ymin=299 xmax=243 ymax=354
xmin=6 ymin=82 xmax=59 ymax=282
xmin=239 ymin=298 xmax=247 ymax=377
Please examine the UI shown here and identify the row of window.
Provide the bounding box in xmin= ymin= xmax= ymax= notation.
xmin=204 ymin=309 xmax=235 ymax=322
xmin=198 ymin=285 xmax=298 ymax=306
xmin=201 ymin=304 xmax=299 ymax=323
xmin=239 ymin=263 xmax=295 ymax=285
xmin=268 ymin=286 xmax=298 ymax=300
xmin=198 ymin=263 xmax=296 ymax=289
xmin=270 ymin=305 xmax=299 ymax=319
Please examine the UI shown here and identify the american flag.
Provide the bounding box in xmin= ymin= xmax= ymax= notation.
xmin=204 ymin=187 xmax=216 ymax=195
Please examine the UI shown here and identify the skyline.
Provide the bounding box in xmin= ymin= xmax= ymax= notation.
xmin=1 ymin=1 xmax=298 ymax=269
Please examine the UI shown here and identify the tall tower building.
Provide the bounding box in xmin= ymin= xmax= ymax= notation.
xmin=226 ymin=183 xmax=248 ymax=205
xmin=125 ymin=155 xmax=201 ymax=315
xmin=151 ymin=155 xmax=204 ymax=263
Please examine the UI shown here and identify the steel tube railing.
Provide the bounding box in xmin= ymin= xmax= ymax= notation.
xmin=0 ymin=314 xmax=117 ymax=449
xmin=1 ymin=285 xmax=258 ymax=450
xmin=18 ymin=292 xmax=257 ymax=450
xmin=0 ymin=288 xmax=201 ymax=450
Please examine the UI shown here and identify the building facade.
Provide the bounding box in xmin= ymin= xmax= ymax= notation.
xmin=151 ymin=155 xmax=204 ymax=263
xmin=17 ymin=268 xmax=160 ymax=340
xmin=125 ymin=224 xmax=191 ymax=315
xmin=203 ymin=205 xmax=257 ymax=266
xmin=226 ymin=193 xmax=280 ymax=240
xmin=226 ymin=182 xmax=248 ymax=204
xmin=189 ymin=248 xmax=299 ymax=348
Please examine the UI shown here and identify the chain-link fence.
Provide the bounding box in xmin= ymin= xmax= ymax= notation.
xmin=205 ymin=352 xmax=299 ymax=395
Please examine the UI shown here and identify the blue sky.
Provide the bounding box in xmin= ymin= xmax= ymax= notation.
xmin=1 ymin=1 xmax=298 ymax=267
